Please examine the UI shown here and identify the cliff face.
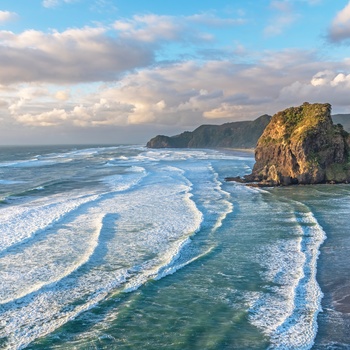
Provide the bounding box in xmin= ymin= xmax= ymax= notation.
xmin=243 ymin=103 xmax=350 ymax=185
xmin=146 ymin=115 xmax=271 ymax=149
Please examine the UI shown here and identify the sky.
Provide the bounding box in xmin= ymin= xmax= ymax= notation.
xmin=1 ymin=0 xmax=350 ymax=145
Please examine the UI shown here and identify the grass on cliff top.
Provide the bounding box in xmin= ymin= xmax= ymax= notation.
xmin=261 ymin=102 xmax=332 ymax=144
xmin=281 ymin=102 xmax=331 ymax=135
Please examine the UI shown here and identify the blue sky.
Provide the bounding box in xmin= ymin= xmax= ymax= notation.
xmin=1 ymin=0 xmax=350 ymax=144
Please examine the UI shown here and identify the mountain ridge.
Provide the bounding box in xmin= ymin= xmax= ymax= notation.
xmin=146 ymin=114 xmax=271 ymax=149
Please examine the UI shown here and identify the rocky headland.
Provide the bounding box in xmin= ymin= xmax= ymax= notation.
xmin=226 ymin=102 xmax=350 ymax=186
xmin=146 ymin=114 xmax=271 ymax=149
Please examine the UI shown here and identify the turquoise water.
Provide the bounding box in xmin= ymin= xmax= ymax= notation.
xmin=0 ymin=145 xmax=349 ymax=349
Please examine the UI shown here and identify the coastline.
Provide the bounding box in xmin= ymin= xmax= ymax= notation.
xmin=218 ymin=147 xmax=255 ymax=153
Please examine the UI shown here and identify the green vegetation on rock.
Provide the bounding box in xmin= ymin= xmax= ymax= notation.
xmin=242 ymin=102 xmax=350 ymax=185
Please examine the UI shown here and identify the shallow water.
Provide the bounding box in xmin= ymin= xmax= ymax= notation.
xmin=0 ymin=145 xmax=349 ymax=349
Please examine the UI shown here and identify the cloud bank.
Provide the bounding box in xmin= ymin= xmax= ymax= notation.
xmin=6 ymin=50 xmax=350 ymax=131
xmin=0 ymin=7 xmax=350 ymax=145
xmin=0 ymin=27 xmax=154 ymax=84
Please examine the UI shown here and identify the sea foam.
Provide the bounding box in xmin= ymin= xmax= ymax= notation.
xmin=0 ymin=162 xmax=204 ymax=349
xmin=249 ymin=201 xmax=326 ymax=350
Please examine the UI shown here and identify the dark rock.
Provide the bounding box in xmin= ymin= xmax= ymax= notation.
xmin=224 ymin=176 xmax=245 ymax=183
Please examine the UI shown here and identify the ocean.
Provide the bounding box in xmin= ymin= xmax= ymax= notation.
xmin=0 ymin=145 xmax=349 ymax=350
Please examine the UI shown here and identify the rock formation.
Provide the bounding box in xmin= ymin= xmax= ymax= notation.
xmin=228 ymin=102 xmax=350 ymax=186
xmin=146 ymin=114 xmax=271 ymax=149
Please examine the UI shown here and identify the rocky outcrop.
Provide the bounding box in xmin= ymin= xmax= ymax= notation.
xmin=229 ymin=103 xmax=350 ymax=186
xmin=146 ymin=132 xmax=192 ymax=148
xmin=146 ymin=115 xmax=271 ymax=149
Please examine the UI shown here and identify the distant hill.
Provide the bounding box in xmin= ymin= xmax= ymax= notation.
xmin=333 ymin=114 xmax=350 ymax=132
xmin=146 ymin=114 xmax=271 ymax=149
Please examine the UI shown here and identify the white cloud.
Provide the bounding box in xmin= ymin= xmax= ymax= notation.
xmin=203 ymin=104 xmax=244 ymax=119
xmin=8 ymin=86 xmax=49 ymax=115
xmin=188 ymin=13 xmax=245 ymax=27
xmin=331 ymin=72 xmax=350 ymax=86
xmin=114 ymin=14 xmax=194 ymax=43
xmin=0 ymin=26 xmax=154 ymax=84
xmin=11 ymin=97 xmax=133 ymax=128
xmin=3 ymin=44 xmax=350 ymax=132
xmin=279 ymin=68 xmax=350 ymax=107
xmin=0 ymin=13 xmax=241 ymax=86
xmin=42 ymin=0 xmax=76 ymax=8
xmin=90 ymin=0 xmax=118 ymax=13
xmin=310 ymin=70 xmax=334 ymax=86
xmin=334 ymin=2 xmax=350 ymax=23
xmin=113 ymin=13 xmax=244 ymax=43
xmin=264 ymin=1 xmax=299 ymax=37
xmin=42 ymin=0 xmax=59 ymax=7
xmin=328 ymin=1 xmax=350 ymax=43
xmin=14 ymin=109 xmax=67 ymax=127
xmin=55 ymin=90 xmax=70 ymax=101
xmin=270 ymin=0 xmax=291 ymax=12
xmin=0 ymin=11 xmax=18 ymax=23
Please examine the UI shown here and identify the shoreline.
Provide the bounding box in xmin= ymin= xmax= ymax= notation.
xmin=218 ymin=147 xmax=255 ymax=153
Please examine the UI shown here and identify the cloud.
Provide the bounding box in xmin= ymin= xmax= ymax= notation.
xmin=113 ymin=14 xmax=212 ymax=44
xmin=8 ymin=49 xmax=350 ymax=131
xmin=0 ymin=11 xmax=18 ymax=23
xmin=188 ymin=13 xmax=246 ymax=27
xmin=8 ymin=86 xmax=49 ymax=115
xmin=0 ymin=99 xmax=8 ymax=108
xmin=264 ymin=1 xmax=299 ymax=37
xmin=8 ymin=84 xmax=133 ymax=127
xmin=42 ymin=0 xmax=77 ymax=8
xmin=14 ymin=109 xmax=68 ymax=127
xmin=90 ymin=0 xmax=118 ymax=13
xmin=113 ymin=13 xmax=244 ymax=44
xmin=310 ymin=70 xmax=335 ymax=86
xmin=114 ymin=14 xmax=188 ymax=43
xmin=279 ymin=68 xmax=350 ymax=108
xmin=2 ymin=10 xmax=350 ymax=133
xmin=0 ymin=12 xmax=248 ymax=86
xmin=42 ymin=0 xmax=59 ymax=7
xmin=328 ymin=1 xmax=350 ymax=43
xmin=203 ymin=104 xmax=244 ymax=119
xmin=0 ymin=26 xmax=155 ymax=84
xmin=71 ymin=99 xmax=132 ymax=126
xmin=55 ymin=90 xmax=70 ymax=101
